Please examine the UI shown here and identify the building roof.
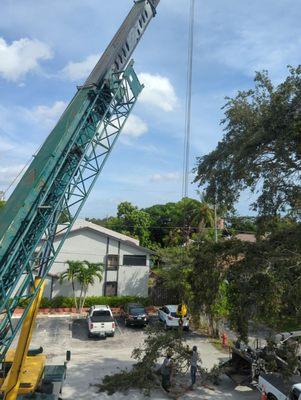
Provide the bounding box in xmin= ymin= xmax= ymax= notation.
xmin=235 ymin=233 xmax=256 ymax=243
xmin=55 ymin=219 xmax=154 ymax=254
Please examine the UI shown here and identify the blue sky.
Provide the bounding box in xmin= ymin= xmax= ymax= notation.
xmin=0 ymin=0 xmax=301 ymax=218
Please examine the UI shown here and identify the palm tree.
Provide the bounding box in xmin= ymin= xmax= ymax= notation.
xmin=195 ymin=191 xmax=215 ymax=234
xmin=77 ymin=261 xmax=103 ymax=312
xmin=60 ymin=260 xmax=82 ymax=310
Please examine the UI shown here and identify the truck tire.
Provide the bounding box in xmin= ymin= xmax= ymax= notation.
xmin=267 ymin=394 xmax=278 ymax=400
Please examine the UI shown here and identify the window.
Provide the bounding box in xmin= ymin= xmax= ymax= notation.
xmin=91 ymin=310 xmax=113 ymax=322
xmin=122 ymin=48 xmax=126 ymax=57
xmin=139 ymin=19 xmax=142 ymax=28
xmin=107 ymin=254 xmax=119 ymax=270
xmin=126 ymin=41 xmax=130 ymax=51
xmin=123 ymin=255 xmax=147 ymax=266
xmin=105 ymin=282 xmax=117 ymax=296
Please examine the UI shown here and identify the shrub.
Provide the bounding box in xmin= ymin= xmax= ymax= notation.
xmin=34 ymin=296 xmax=150 ymax=309
xmin=40 ymin=297 xmax=51 ymax=308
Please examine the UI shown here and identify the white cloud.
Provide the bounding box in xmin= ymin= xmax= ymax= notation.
xmin=26 ymin=101 xmax=67 ymax=129
xmin=0 ymin=37 xmax=52 ymax=81
xmin=150 ymin=172 xmax=180 ymax=182
xmin=62 ymin=54 xmax=99 ymax=82
xmin=123 ymin=114 xmax=148 ymax=137
xmin=138 ymin=73 xmax=178 ymax=112
xmin=0 ymin=164 xmax=25 ymax=185
xmin=0 ymin=137 xmax=14 ymax=153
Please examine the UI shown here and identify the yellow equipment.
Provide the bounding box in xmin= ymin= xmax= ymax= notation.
xmin=0 ymin=278 xmax=46 ymax=399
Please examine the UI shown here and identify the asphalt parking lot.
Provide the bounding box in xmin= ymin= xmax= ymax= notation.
xmin=12 ymin=315 xmax=258 ymax=399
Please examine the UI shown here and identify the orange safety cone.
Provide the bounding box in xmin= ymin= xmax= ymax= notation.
xmin=261 ymin=386 xmax=267 ymax=400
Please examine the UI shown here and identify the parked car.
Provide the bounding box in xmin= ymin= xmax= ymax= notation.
xmin=120 ymin=303 xmax=149 ymax=327
xmin=87 ymin=305 xmax=115 ymax=338
xmin=158 ymin=305 xmax=189 ymax=331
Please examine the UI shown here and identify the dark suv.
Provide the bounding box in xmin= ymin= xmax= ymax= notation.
xmin=121 ymin=303 xmax=149 ymax=327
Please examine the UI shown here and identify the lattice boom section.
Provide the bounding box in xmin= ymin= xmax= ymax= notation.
xmin=0 ymin=63 xmax=142 ymax=361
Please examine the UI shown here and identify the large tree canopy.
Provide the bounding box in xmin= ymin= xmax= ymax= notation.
xmin=194 ymin=66 xmax=301 ymax=216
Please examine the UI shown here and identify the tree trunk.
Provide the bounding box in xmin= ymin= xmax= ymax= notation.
xmin=78 ymin=285 xmax=84 ymax=313
xmin=71 ymin=278 xmax=78 ymax=311
xmin=81 ymin=288 xmax=88 ymax=311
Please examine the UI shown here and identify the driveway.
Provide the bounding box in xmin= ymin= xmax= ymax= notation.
xmin=14 ymin=315 xmax=258 ymax=399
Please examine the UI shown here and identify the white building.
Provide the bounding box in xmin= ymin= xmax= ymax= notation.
xmin=43 ymin=219 xmax=152 ymax=299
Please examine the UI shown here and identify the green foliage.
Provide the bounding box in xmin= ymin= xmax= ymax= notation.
xmin=35 ymin=296 xmax=150 ymax=309
xmin=105 ymin=201 xmax=152 ymax=247
xmin=89 ymin=198 xmax=215 ymax=249
xmin=39 ymin=297 xmax=52 ymax=308
xmin=194 ymin=66 xmax=301 ymax=216
xmin=84 ymin=295 xmax=150 ymax=308
xmin=157 ymin=223 xmax=301 ymax=341
xmin=227 ymin=216 xmax=257 ymax=233
xmin=157 ymin=239 xmax=231 ymax=333
xmin=144 ymin=197 xmax=214 ymax=247
xmin=157 ymin=247 xmax=193 ymax=302
xmin=59 ymin=260 xmax=103 ymax=311
xmin=50 ymin=296 xmax=74 ymax=308
xmin=96 ymin=323 xmax=223 ymax=396
xmin=224 ymin=224 xmax=301 ymax=340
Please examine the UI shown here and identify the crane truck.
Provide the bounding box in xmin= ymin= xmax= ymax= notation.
xmin=224 ymin=331 xmax=301 ymax=400
xmin=0 ymin=1 xmax=160 ymax=398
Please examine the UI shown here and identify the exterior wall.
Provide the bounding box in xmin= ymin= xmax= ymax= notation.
xmin=118 ymin=265 xmax=149 ymax=297
xmin=45 ymin=227 xmax=150 ymax=299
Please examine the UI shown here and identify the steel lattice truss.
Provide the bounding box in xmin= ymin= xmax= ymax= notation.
xmin=0 ymin=63 xmax=142 ymax=361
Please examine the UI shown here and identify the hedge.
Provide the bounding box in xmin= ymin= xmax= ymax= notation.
xmin=17 ymin=295 xmax=150 ymax=309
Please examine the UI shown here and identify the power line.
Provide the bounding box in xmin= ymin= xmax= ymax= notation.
xmin=182 ymin=0 xmax=195 ymax=198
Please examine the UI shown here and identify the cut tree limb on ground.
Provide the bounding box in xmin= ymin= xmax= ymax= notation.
xmin=94 ymin=323 xmax=224 ymax=397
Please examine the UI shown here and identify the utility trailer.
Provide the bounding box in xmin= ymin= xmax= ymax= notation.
xmin=223 ymin=333 xmax=301 ymax=400
xmin=223 ymin=345 xmax=257 ymax=385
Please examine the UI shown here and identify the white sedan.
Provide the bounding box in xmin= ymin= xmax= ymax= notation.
xmin=158 ymin=305 xmax=189 ymax=330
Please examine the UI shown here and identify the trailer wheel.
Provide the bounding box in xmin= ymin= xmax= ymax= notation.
xmin=267 ymin=394 xmax=277 ymax=400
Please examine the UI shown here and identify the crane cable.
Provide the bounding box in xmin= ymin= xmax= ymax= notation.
xmin=182 ymin=0 xmax=195 ymax=199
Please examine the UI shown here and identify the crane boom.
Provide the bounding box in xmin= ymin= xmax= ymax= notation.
xmin=0 ymin=0 xmax=160 ymax=364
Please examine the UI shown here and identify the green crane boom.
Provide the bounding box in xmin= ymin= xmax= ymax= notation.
xmin=0 ymin=0 xmax=160 ymax=363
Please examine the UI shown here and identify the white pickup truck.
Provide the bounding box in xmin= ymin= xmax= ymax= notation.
xmin=87 ymin=305 xmax=115 ymax=338
xmin=259 ymin=373 xmax=301 ymax=400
